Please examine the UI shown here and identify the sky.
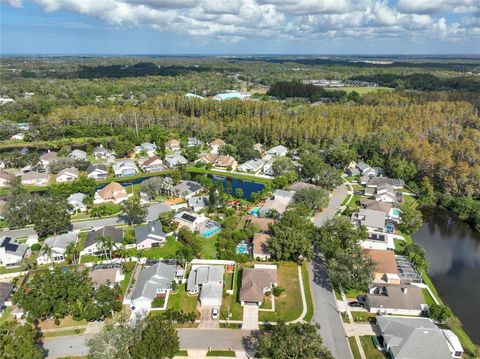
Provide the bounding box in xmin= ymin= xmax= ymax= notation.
xmin=1 ymin=0 xmax=479 ymax=55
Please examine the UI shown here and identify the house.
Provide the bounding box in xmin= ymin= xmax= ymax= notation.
xmin=0 ymin=171 xmax=14 ymax=188
xmin=165 ymin=139 xmax=181 ymax=152
xmin=0 ymin=282 xmax=14 ymax=317
xmin=213 ymin=92 xmax=248 ymax=101
xmin=36 ymin=232 xmax=78 ymax=265
xmin=169 ymin=180 xmax=203 ymax=199
xmin=247 ymin=216 xmax=275 ymax=232
xmin=356 ymin=161 xmax=378 ymax=177
xmin=21 ymin=171 xmax=49 ymax=186
xmin=131 ymin=262 xmax=177 ymax=311
xmin=262 ymin=158 xmax=275 ymax=176
xmin=366 ymin=177 xmax=405 ymax=189
xmin=287 ymin=182 xmax=316 ymax=191
xmin=80 ymin=226 xmax=124 ymax=256
xmin=364 ymin=249 xmax=401 ymax=284
xmin=174 ymin=211 xmax=205 ymax=232
xmin=361 ymin=232 xmax=395 ymax=251
xmin=215 ymin=155 xmax=238 ymax=170
xmin=253 ymin=143 xmax=264 ymax=153
xmin=138 ymin=156 xmax=164 ymax=173
xmin=93 ymin=145 xmax=115 ymax=161
xmin=188 ymin=196 xmax=209 ymax=212
xmin=364 ymin=184 xmax=399 ymax=203
xmin=164 ymin=153 xmax=188 ymax=167
xmin=266 ymin=145 xmax=288 ymax=157
xmin=197 ymin=153 xmax=219 ymax=165
xmin=0 ymin=236 xmax=29 ymax=267
xmin=346 ymin=167 xmax=360 ymax=177
xmin=87 ymin=164 xmax=109 ymax=180
xmin=239 ymin=265 xmax=277 ymax=306
xmin=94 ymin=182 xmax=129 ymax=204
xmin=135 ymin=221 xmax=166 ymax=250
xmin=112 ymin=161 xmax=138 ymax=177
xmin=89 ymin=265 xmax=124 ymax=288
xmin=56 ymin=167 xmax=79 ymax=183
xmin=252 ymin=233 xmax=271 ymax=260
xmin=187 ymin=137 xmax=203 ymax=148
xmin=39 ymin=151 xmax=58 ymax=169
xmin=185 ymin=93 xmax=206 ymax=100
xmin=69 ymin=149 xmax=87 ymax=161
xmin=139 ymin=142 xmax=157 ymax=156
xmin=209 ymin=139 xmax=225 ymax=154
xmin=377 ymin=316 xmax=463 ymax=359
xmin=238 ymin=159 xmax=264 ymax=174
xmin=187 ymin=265 xmax=224 ymax=306
xmin=10 ymin=133 xmax=24 ymax=141
xmin=351 ymin=209 xmax=387 ymax=233
xmin=365 ymin=283 xmax=427 ymax=316
xmin=259 ymin=189 xmax=296 ymax=217
xmin=67 ymin=193 xmax=87 ymax=213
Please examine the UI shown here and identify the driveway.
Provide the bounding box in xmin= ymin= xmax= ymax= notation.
xmin=198 ymin=306 xmax=220 ymax=329
xmin=312 ymin=183 xmax=348 ymax=227
xmin=241 ymin=305 xmax=259 ymax=330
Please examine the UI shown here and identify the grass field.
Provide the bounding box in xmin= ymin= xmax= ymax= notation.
xmin=43 ymin=328 xmax=86 ymax=338
xmin=359 ymin=336 xmax=384 ymax=359
xmin=324 ymin=86 xmax=394 ymax=94
xmin=140 ymin=237 xmax=183 ymax=259
xmin=348 ymin=337 xmax=362 ymax=359
xmin=206 ymin=350 xmax=236 ymax=357
xmin=166 ymin=284 xmax=199 ymax=315
xmin=302 ymin=263 xmax=314 ymax=322
xmin=221 ymin=267 xmax=243 ymax=321
xmin=351 ymin=311 xmax=377 ymax=323
xmin=38 ymin=316 xmax=87 ymax=330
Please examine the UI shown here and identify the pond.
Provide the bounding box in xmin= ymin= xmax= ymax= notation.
xmin=412 ymin=207 xmax=480 ymax=344
xmin=212 ymin=175 xmax=265 ymax=200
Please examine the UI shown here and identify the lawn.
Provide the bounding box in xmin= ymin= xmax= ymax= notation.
xmin=0 ymin=307 xmax=13 ymax=324
xmin=140 ymin=237 xmax=183 ymax=259
xmin=259 ymin=262 xmax=303 ymax=322
xmin=324 ymin=86 xmax=394 ymax=94
xmin=348 ymin=337 xmax=361 ymax=359
xmin=38 ymin=316 xmax=87 ymax=330
xmin=176 ymin=350 xmax=189 ymax=357
xmin=79 ymin=255 xmax=103 ymax=264
xmin=186 ymin=167 xmax=271 ymax=184
xmin=206 ymin=350 xmax=236 ymax=357
xmin=201 ymin=235 xmax=218 ymax=259
xmin=166 ymin=284 xmax=199 ymax=315
xmin=0 ymin=266 xmax=25 ymax=275
xmin=422 ymin=288 xmax=436 ymax=307
xmin=344 ymin=288 xmax=365 ymax=300
xmin=43 ymin=328 xmax=86 ymax=338
xmin=351 ymin=311 xmax=377 ymax=323
xmin=220 ymin=267 xmax=243 ymax=321
xmin=301 ymin=263 xmax=314 ymax=322
xmin=359 ymin=336 xmax=384 ymax=359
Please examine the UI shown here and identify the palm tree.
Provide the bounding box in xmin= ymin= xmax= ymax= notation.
xmin=42 ymin=243 xmax=54 ymax=267
xmin=98 ymin=235 xmax=114 ymax=260
xmin=65 ymin=241 xmax=80 ymax=265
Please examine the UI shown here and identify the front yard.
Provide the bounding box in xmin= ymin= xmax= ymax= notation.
xmin=359 ymin=336 xmax=385 ymax=359
xmin=166 ymin=284 xmax=199 ymax=316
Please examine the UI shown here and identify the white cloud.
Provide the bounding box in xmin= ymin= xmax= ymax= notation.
xmin=4 ymin=0 xmax=479 ymax=43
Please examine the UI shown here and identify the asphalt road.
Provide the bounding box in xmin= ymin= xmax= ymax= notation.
xmin=43 ymin=334 xmax=94 ymax=358
xmin=1 ymin=202 xmax=171 ymax=238
xmin=310 ymin=183 xmax=352 ymax=359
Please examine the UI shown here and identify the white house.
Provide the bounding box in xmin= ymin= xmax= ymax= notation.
xmin=112 ymin=161 xmax=139 ymax=177
xmin=209 ymin=139 xmax=225 ymax=154
xmin=238 ymin=159 xmax=265 ymax=174
xmin=87 ymin=164 xmax=109 ymax=180
xmin=93 ymin=182 xmax=130 ymax=204
xmin=135 ymin=221 xmax=167 ymax=250
xmin=56 ymin=167 xmax=79 ymax=183
xmin=164 ymin=153 xmax=188 ymax=167
xmin=138 ymin=156 xmax=164 ymax=173
xmin=39 ymin=151 xmax=58 ymax=169
xmin=0 ymin=171 xmax=15 ymax=188
xmin=93 ymin=145 xmax=115 ymax=161
xmin=80 ymin=226 xmax=124 ymax=257
xmin=187 ymin=265 xmax=225 ymax=306
xmin=21 ymin=171 xmax=49 ymax=186
xmin=174 ymin=211 xmax=205 ymax=232
xmin=0 ymin=236 xmax=29 ymax=267
xmin=165 ymin=139 xmax=181 ymax=152
xmin=67 ymin=193 xmax=87 ymax=213
xmin=36 ymin=232 xmax=78 ymax=265
xmin=69 ymin=149 xmax=87 ymax=161
xmin=266 ymin=145 xmax=288 ymax=157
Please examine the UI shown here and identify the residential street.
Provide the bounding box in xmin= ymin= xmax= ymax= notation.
xmin=178 ymin=329 xmax=256 ymax=352
xmin=43 ymin=334 xmax=94 ymax=358
xmin=312 ymin=183 xmax=348 ymax=226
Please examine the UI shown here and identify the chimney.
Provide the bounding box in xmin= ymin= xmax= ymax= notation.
xmin=401 ymin=287 xmax=408 ymax=294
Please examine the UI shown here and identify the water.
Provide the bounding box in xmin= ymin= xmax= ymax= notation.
xmin=412 ymin=207 xmax=480 ymax=344
xmin=212 ymin=175 xmax=265 ymax=200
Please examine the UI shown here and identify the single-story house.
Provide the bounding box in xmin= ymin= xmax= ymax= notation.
xmin=94 ymin=182 xmax=129 ymax=204
xmin=188 ymin=196 xmax=209 ymax=212
xmin=187 ymin=265 xmax=224 ymax=306
xmin=89 ymin=266 xmax=124 ymax=288
xmin=10 ymin=133 xmax=24 ymax=141
xmin=67 ymin=192 xmax=87 ymax=213
xmin=346 ymin=167 xmax=360 ymax=177
xmin=165 ymin=139 xmax=181 ymax=152
xmin=377 ymin=316 xmax=463 ymax=359
xmin=0 ymin=236 xmax=29 ymax=267
xmin=253 ymin=143 xmax=264 ymax=153
xmin=112 ymin=161 xmax=138 ymax=177
xmin=0 ymin=282 xmax=14 ymax=316
xmin=93 ymin=145 xmax=115 ymax=161
xmin=239 ymin=266 xmax=277 ymax=306
xmin=361 ymin=232 xmax=395 ymax=251
xmin=131 ymin=262 xmax=177 ymax=311
xmin=187 ymin=137 xmax=203 ymax=148
xmin=56 ymin=167 xmax=79 ymax=183
xmin=164 ymin=153 xmax=188 ymax=167
xmin=247 ymin=216 xmax=275 ymax=232
xmin=69 ymin=149 xmax=87 ymax=161
xmin=351 ymin=209 xmax=387 ymax=233
xmin=135 ymin=142 xmax=157 ymax=157
xmin=135 ymin=221 xmax=166 ymax=250
xmin=238 ymin=159 xmax=264 ymax=174
xmin=37 ymin=232 xmax=78 ymax=265
xmin=366 ymin=177 xmax=405 ymax=189
xmin=266 ymin=145 xmax=288 ymax=157
xmin=169 ymin=180 xmax=203 ymax=199
xmin=138 ymin=156 xmax=164 ymax=173
xmin=259 ymin=189 xmax=296 ymax=217
xmin=252 ymin=233 xmax=271 ymax=260
xmin=209 ymin=139 xmax=225 ymax=154
xmin=39 ymin=150 xmax=58 ymax=169
xmin=287 ymin=182 xmax=316 ymax=192
xmin=21 ymin=171 xmax=49 ymax=186
xmin=87 ymin=164 xmax=109 ymax=180
xmin=364 ymin=249 xmax=401 ymax=284
xmin=215 ymin=155 xmax=237 ymax=170
xmin=0 ymin=171 xmax=15 ymax=188
xmin=80 ymin=226 xmax=124 ymax=256
xmin=365 ymin=283 xmax=427 ymax=316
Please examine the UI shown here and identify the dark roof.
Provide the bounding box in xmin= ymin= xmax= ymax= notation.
xmin=135 ymin=221 xmax=166 ymax=244
xmin=87 ymin=164 xmax=107 ymax=173
xmin=181 ymin=212 xmax=197 ymax=223
xmin=85 ymin=226 xmax=124 ymax=248
xmin=0 ymin=282 xmax=14 ymax=306
xmin=0 ymin=236 xmax=28 ymax=257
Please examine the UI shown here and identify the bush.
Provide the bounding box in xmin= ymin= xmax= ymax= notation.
xmin=30 ymin=243 xmax=41 ymax=252
xmin=123 ymin=261 xmax=136 ymax=273
xmin=273 ymin=286 xmax=285 ymax=297
xmin=152 ymin=296 xmax=166 ymax=308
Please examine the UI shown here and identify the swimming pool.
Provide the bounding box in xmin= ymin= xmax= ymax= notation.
xmin=249 ymin=207 xmax=260 ymax=216
xmin=201 ymin=220 xmax=221 ymax=237
xmin=236 ymin=243 xmax=249 ymax=254
xmin=391 ymin=208 xmax=402 ymax=216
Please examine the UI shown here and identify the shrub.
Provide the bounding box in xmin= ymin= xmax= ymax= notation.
xmin=152 ymin=297 xmax=166 ymax=308
xmin=30 ymin=243 xmax=41 ymax=252
xmin=273 ymin=286 xmax=285 ymax=297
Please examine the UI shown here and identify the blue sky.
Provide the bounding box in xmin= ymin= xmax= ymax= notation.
xmin=1 ymin=0 xmax=479 ymax=54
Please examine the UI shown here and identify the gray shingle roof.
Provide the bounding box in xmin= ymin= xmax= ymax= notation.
xmin=171 ymin=180 xmax=203 ymax=198
xmin=0 ymin=282 xmax=14 ymax=306
xmin=44 ymin=232 xmax=78 ymax=250
xmin=135 ymin=221 xmax=166 ymax=245
xmin=131 ymin=262 xmax=177 ymax=301
xmin=85 ymin=226 xmax=124 ymax=248
xmin=366 ymin=284 xmax=425 ymax=311
xmin=187 ymin=266 xmax=224 ymax=292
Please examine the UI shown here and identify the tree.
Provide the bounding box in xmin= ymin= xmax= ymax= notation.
xmin=272 ymin=156 xmax=295 ymax=176
xmin=28 ymin=195 xmax=72 ymax=237
xmin=418 ymin=176 xmax=435 ymax=206
xmin=121 ymin=199 xmax=147 ymax=227
xmin=256 ymin=322 xmax=333 ymax=359
xmin=65 ymin=241 xmax=80 ymax=265
xmin=268 ymin=209 xmax=315 ymax=261
xmin=41 ymin=244 xmax=54 ymax=267
xmin=325 ymin=142 xmax=358 ymax=167
xmin=129 ymin=316 xmax=179 ymax=359
xmin=429 ymin=304 xmax=452 ymax=323
xmin=235 ymin=188 xmax=244 ymax=199
xmin=0 ymin=320 xmax=44 ymax=359
xmin=404 ymin=243 xmax=429 ymax=273
xmin=293 ymin=187 xmax=329 ymax=214
xmin=398 ymin=204 xmax=423 ymax=234
xmin=98 ymin=235 xmax=115 ymax=260
xmin=299 ymin=153 xmax=342 ymax=190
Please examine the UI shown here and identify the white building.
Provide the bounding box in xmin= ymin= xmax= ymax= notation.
xmin=36 ymin=232 xmax=78 ymax=265
xmin=67 ymin=193 xmax=87 ymax=213
xmin=56 ymin=167 xmax=79 ymax=183
xmin=266 ymin=145 xmax=288 ymax=157
xmin=0 ymin=236 xmax=29 ymax=267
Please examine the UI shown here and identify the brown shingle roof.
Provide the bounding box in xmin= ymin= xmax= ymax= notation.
xmin=0 ymin=171 xmax=14 ymax=181
xmin=210 ymin=139 xmax=225 ymax=146
xmin=216 ymin=155 xmax=237 ymax=167
xmin=142 ymin=156 xmax=163 ymax=166
xmin=89 ymin=268 xmax=120 ymax=287
xmin=365 ymin=249 xmax=399 ymax=275
xmin=239 ymin=268 xmax=277 ymax=303
xmin=247 ymin=216 xmax=275 ymax=232
xmin=98 ymin=182 xmax=126 ymax=199
xmin=253 ymin=233 xmax=270 ymax=256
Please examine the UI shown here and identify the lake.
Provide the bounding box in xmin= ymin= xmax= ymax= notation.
xmin=413 ymin=207 xmax=480 ymax=344
xmin=212 ymin=175 xmax=265 ymax=200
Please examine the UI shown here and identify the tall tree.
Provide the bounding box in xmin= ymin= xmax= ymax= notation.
xmin=293 ymin=187 xmax=329 ymax=214
xmin=129 ymin=317 xmax=179 ymax=359
xmin=121 ymin=199 xmax=148 ymax=227
xmin=0 ymin=320 xmax=44 ymax=359
xmin=398 ymin=204 xmax=423 ymax=235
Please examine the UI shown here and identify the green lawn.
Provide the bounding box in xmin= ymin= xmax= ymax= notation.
xmin=344 ymin=288 xmax=365 ymax=300
xmin=220 ymin=267 xmax=243 ymax=321
xmin=79 ymin=255 xmax=103 ymax=264
xmin=422 ymin=288 xmax=436 ymax=307
xmin=140 ymin=237 xmax=183 ymax=259
xmin=121 ymin=269 xmax=134 ymax=294
xmin=333 ymin=288 xmax=342 ymax=301
xmin=176 ymin=350 xmax=189 ymax=357
xmin=186 ymin=167 xmax=271 ymax=184
xmin=0 ymin=266 xmax=25 ymax=275
xmin=302 ymin=263 xmax=314 ymax=322
xmin=201 ymin=235 xmax=218 ymax=259
xmin=324 ymin=86 xmax=393 ymax=94
xmin=359 ymin=336 xmax=384 ymax=359
xmin=259 ymin=263 xmax=303 ymax=322
xmin=43 ymin=328 xmax=86 ymax=338
xmin=348 ymin=337 xmax=362 ymax=359
xmin=351 ymin=312 xmax=376 ymax=323
xmin=206 ymin=350 xmax=235 ymax=357
xmin=166 ymin=284 xmax=199 ymax=315
xmin=0 ymin=307 xmax=13 ymax=324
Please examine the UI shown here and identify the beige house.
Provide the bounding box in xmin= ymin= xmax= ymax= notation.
xmin=0 ymin=171 xmax=14 ymax=188
xmin=239 ymin=265 xmax=277 ymax=306
xmin=21 ymin=171 xmax=49 ymax=186
xmin=209 ymin=139 xmax=225 ymax=154
xmin=165 ymin=139 xmax=181 ymax=152
xmin=94 ymin=182 xmax=129 ymax=204
xmin=365 ymin=249 xmax=401 ymax=284
xmin=253 ymin=233 xmax=270 ymax=260
xmin=56 ymin=167 xmax=79 ymax=183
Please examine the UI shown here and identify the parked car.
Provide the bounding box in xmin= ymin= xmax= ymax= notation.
xmin=348 ymin=301 xmax=363 ymax=308
xmin=212 ymin=307 xmax=219 ymax=320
